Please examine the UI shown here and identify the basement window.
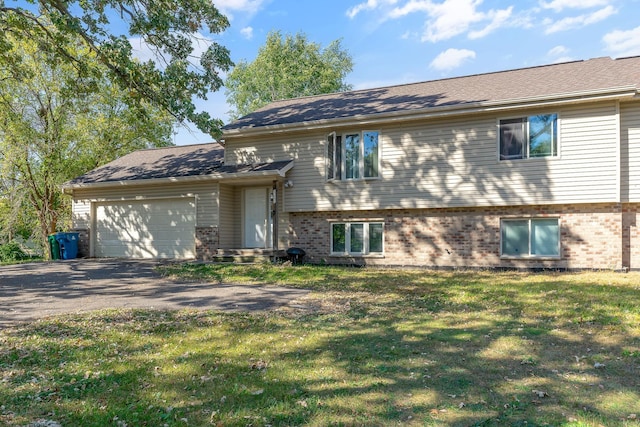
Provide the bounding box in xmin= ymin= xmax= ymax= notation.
xmin=501 ymin=218 xmax=560 ymax=257
xmin=331 ymin=222 xmax=383 ymax=255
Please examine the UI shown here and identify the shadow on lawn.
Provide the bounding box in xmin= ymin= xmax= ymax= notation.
xmin=1 ymin=273 xmax=639 ymax=426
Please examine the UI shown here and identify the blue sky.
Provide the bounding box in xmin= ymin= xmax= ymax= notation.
xmin=154 ymin=0 xmax=640 ymax=145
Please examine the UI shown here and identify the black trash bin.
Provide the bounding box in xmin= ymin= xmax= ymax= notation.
xmin=286 ymin=247 xmax=306 ymax=265
xmin=55 ymin=232 xmax=79 ymax=260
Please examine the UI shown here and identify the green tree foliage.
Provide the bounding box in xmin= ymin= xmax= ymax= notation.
xmin=0 ymin=34 xmax=174 ymax=256
xmin=0 ymin=241 xmax=29 ymax=262
xmin=0 ymin=0 xmax=232 ymax=137
xmin=225 ymin=31 xmax=353 ymax=119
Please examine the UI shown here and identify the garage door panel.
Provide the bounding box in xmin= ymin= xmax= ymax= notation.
xmin=95 ymin=199 xmax=196 ymax=259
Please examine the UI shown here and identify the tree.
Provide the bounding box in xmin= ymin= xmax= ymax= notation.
xmin=0 ymin=0 xmax=232 ymax=137
xmin=225 ymin=31 xmax=353 ymax=119
xmin=0 ymin=34 xmax=174 ymax=257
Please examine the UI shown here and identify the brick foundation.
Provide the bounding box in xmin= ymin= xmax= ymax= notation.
xmin=286 ymin=203 xmax=637 ymax=270
xmin=196 ymin=226 xmax=219 ymax=260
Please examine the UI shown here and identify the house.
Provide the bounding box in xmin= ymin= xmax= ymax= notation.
xmin=63 ymin=56 xmax=640 ymax=270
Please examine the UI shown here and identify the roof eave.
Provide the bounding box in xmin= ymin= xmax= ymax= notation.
xmin=222 ymin=86 xmax=639 ymax=137
xmin=62 ymin=162 xmax=294 ymax=193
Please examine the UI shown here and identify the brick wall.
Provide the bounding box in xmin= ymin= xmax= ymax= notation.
xmin=286 ymin=203 xmax=636 ymax=270
xmin=196 ymin=226 xmax=219 ymax=260
xmin=623 ymin=203 xmax=640 ymax=270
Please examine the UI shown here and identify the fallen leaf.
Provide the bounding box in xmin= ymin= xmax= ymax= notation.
xmin=250 ymin=360 xmax=268 ymax=370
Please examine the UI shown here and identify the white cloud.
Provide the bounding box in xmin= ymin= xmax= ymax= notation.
xmin=547 ymin=45 xmax=568 ymax=56
xmin=426 ymin=0 xmax=514 ymax=42
xmin=547 ymin=46 xmax=574 ymax=63
xmin=347 ymin=0 xmax=519 ymax=42
xmin=347 ymin=0 xmax=398 ymax=19
xmin=240 ymin=26 xmax=254 ymax=39
xmin=400 ymin=30 xmax=420 ymax=40
xmin=388 ymin=0 xmax=432 ymax=18
xmin=540 ymin=0 xmax=611 ymax=12
xmin=544 ymin=5 xmax=616 ymax=34
xmin=430 ymin=48 xmax=476 ymax=70
xmin=418 ymin=0 xmax=484 ymax=42
xmin=603 ymin=26 xmax=640 ymax=58
xmin=215 ymin=0 xmax=266 ymax=18
xmin=468 ymin=6 xmax=513 ymax=39
xmin=382 ymin=0 xmax=514 ymax=42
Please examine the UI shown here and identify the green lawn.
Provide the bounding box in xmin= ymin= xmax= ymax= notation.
xmin=1 ymin=264 xmax=639 ymax=426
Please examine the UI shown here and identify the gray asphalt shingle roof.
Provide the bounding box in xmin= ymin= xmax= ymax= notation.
xmin=223 ymin=56 xmax=640 ymax=132
xmin=64 ymin=142 xmax=292 ymax=186
xmin=66 ymin=56 xmax=640 ymax=187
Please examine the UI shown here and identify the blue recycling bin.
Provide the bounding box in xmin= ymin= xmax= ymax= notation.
xmin=55 ymin=232 xmax=79 ymax=260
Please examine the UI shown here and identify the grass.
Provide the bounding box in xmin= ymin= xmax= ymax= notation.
xmin=1 ymin=264 xmax=639 ymax=426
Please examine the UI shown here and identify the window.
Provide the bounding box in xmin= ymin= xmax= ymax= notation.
xmin=327 ymin=131 xmax=380 ymax=180
xmin=345 ymin=133 xmax=360 ymax=179
xmin=501 ymin=218 xmax=560 ymax=257
xmin=331 ymin=222 xmax=384 ymax=255
xmin=499 ymin=114 xmax=558 ymax=160
xmin=327 ymin=132 xmax=342 ymax=181
xmin=363 ymin=131 xmax=379 ymax=178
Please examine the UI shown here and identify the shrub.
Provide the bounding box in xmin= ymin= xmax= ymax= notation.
xmin=0 ymin=241 xmax=30 ymax=262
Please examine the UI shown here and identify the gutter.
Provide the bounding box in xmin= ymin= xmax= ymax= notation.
xmin=222 ymin=86 xmax=639 ymax=137
xmin=62 ymin=161 xmax=294 ymax=194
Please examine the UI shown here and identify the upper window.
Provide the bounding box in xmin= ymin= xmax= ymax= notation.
xmin=501 ymin=218 xmax=560 ymax=258
xmin=499 ymin=114 xmax=558 ymax=160
xmin=328 ymin=131 xmax=380 ymax=180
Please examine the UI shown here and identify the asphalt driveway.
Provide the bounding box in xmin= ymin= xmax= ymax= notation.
xmin=0 ymin=260 xmax=309 ymax=328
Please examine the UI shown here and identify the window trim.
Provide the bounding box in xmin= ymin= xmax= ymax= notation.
xmin=497 ymin=113 xmax=559 ymax=161
xmin=330 ymin=222 xmax=385 ymax=256
xmin=500 ymin=217 xmax=561 ymax=259
xmin=327 ymin=130 xmax=381 ymax=181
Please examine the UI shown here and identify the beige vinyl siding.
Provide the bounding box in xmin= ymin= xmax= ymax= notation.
xmin=71 ymin=181 xmax=220 ymax=228
xmin=621 ymin=101 xmax=640 ymax=201
xmin=225 ymin=133 xmax=308 ymax=165
xmin=72 ymin=200 xmax=92 ymax=229
xmin=277 ymin=182 xmax=290 ymax=250
xmin=226 ymin=101 xmax=620 ymax=212
xmin=218 ymin=184 xmax=237 ymax=248
xmin=233 ymin=189 xmax=242 ymax=246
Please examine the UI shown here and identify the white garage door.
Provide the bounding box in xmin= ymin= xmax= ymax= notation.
xmin=95 ymin=198 xmax=196 ymax=259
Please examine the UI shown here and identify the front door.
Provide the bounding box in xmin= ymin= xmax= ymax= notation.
xmin=244 ymin=187 xmax=271 ymax=248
